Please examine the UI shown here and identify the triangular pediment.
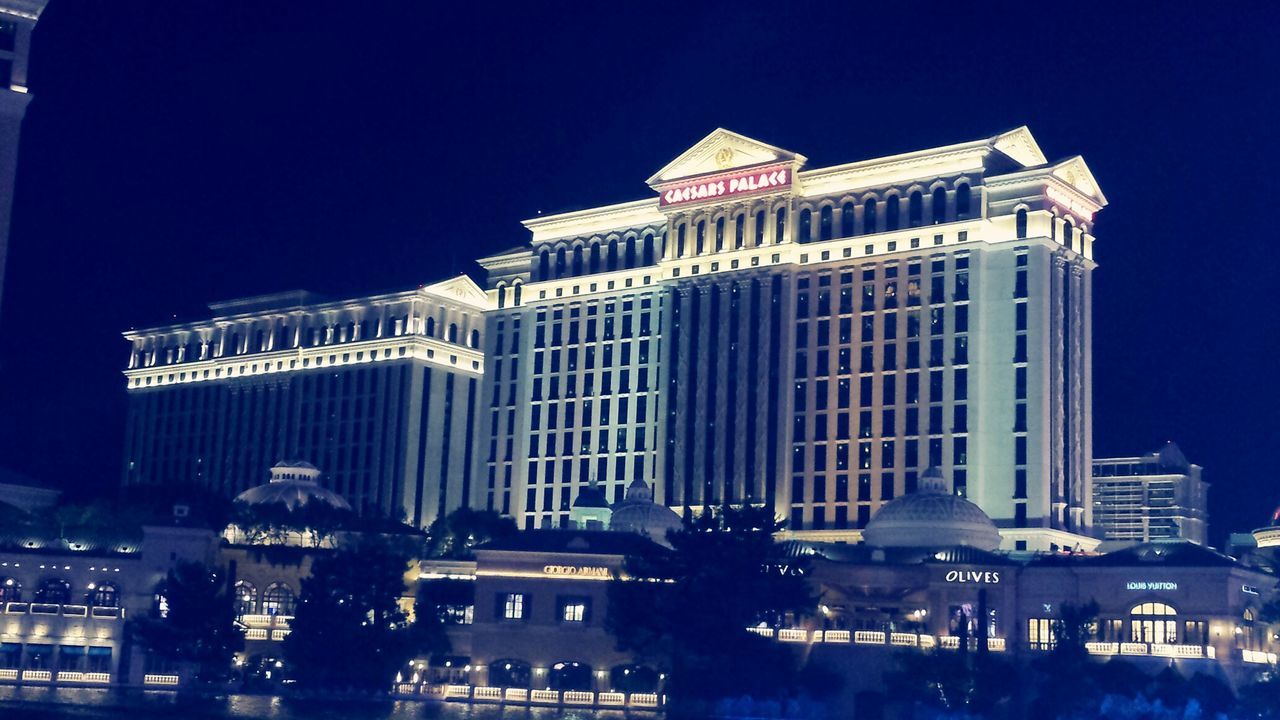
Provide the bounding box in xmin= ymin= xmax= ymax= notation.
xmin=648 ymin=129 xmax=805 ymax=186
xmin=992 ymin=126 xmax=1048 ymax=168
xmin=1051 ymin=156 xmax=1107 ymax=206
xmin=421 ymin=274 xmax=489 ymax=307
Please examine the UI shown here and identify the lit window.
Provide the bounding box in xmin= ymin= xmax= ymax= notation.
xmin=560 ymin=597 xmax=589 ymax=623
xmin=502 ymin=593 xmax=526 ymax=620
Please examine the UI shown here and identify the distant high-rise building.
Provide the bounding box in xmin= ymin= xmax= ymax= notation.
xmin=1092 ymin=442 xmax=1209 ymax=545
xmin=480 ymin=128 xmax=1106 ymax=551
xmin=0 ymin=1 xmax=47 ymax=321
xmin=121 ymin=277 xmax=491 ymax=527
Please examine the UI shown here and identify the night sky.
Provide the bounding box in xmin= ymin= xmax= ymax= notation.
xmin=2 ymin=2 xmax=1277 ymax=545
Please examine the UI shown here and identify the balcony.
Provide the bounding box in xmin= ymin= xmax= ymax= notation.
xmin=1241 ymin=649 xmax=1277 ymax=665
xmin=143 ymin=674 xmax=180 ymax=686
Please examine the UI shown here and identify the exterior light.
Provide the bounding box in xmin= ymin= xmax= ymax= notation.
xmin=275 ymin=660 xmax=283 ymax=668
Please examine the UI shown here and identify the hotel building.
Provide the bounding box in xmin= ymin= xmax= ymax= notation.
xmin=0 ymin=0 xmax=47 ymax=321
xmin=1093 ymin=442 xmax=1209 ymax=546
xmin=479 ymin=127 xmax=1105 ymax=550
xmin=121 ymin=276 xmax=491 ymax=527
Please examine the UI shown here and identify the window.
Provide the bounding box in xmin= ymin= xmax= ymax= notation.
xmin=754 ymin=210 xmax=766 ymax=246
xmin=501 ymin=592 xmax=527 ymax=620
xmin=1130 ymin=602 xmax=1178 ymax=645
xmin=798 ymin=208 xmax=812 ymax=243
xmin=956 ymin=184 xmax=971 ymax=219
xmin=258 ymin=583 xmax=294 ymax=616
xmin=559 ymin=596 xmax=590 ymax=624
xmin=1016 ymin=209 xmax=1028 ymax=239
xmin=234 ymin=581 xmax=257 ymax=617
xmin=819 ymin=205 xmax=833 ymax=241
xmin=908 ymin=191 xmax=923 ymax=227
xmin=886 ymin=195 xmax=900 ymax=231
xmin=841 ymin=202 xmax=855 ymax=237
xmin=91 ymin=583 xmax=119 ymax=608
xmin=863 ymin=198 xmax=877 ymax=233
xmin=775 ymin=208 xmax=786 ymax=243
xmin=715 ymin=216 xmax=725 ymax=251
xmin=1063 ymin=218 xmax=1074 ymax=251
xmin=0 ymin=578 xmax=21 ymax=603
xmin=931 ymin=187 xmax=947 ymax=224
xmin=36 ymin=579 xmax=71 ymax=604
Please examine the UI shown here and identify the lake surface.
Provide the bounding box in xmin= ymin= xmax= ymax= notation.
xmin=0 ymin=687 xmax=638 ymax=720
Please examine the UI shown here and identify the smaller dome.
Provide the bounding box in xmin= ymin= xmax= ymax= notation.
xmin=234 ymin=461 xmax=351 ymax=512
xmin=573 ymin=483 xmax=610 ymax=509
xmin=863 ymin=467 xmax=1001 ymax=552
xmin=609 ymin=481 xmax=681 ymax=545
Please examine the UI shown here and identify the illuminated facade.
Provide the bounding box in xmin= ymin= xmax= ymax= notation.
xmin=121 ymin=277 xmax=491 ymax=527
xmin=479 ymin=128 xmax=1105 ymax=550
xmin=1093 ymin=442 xmax=1209 ymax=546
xmin=0 ymin=0 xmax=46 ymax=321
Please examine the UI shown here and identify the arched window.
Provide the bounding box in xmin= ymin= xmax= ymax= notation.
xmin=571 ymin=246 xmax=584 ymax=276
xmin=734 ymin=215 xmax=745 ymax=249
xmin=447 ymin=323 xmax=458 ymax=343
xmin=695 ymin=220 xmax=706 ymax=254
xmin=0 ymin=577 xmax=20 ymax=603
xmin=425 ymin=317 xmax=436 ymax=337
xmin=607 ymin=238 xmax=619 ymax=270
xmin=469 ymin=329 xmax=480 ymax=349
xmin=549 ymin=661 xmax=593 ymax=691
xmin=1016 ymin=208 xmax=1028 ymax=239
xmin=512 ymin=281 xmax=523 ymax=306
xmin=263 ymin=583 xmax=296 ymax=617
xmin=798 ymin=208 xmax=812 ymax=243
xmin=588 ymin=243 xmax=601 ymax=273
xmin=931 ymin=186 xmax=947 ymax=224
xmin=774 ymin=207 xmax=786 ymax=243
xmin=819 ymin=205 xmax=833 ymax=241
xmin=538 ymin=248 xmax=550 ymax=280
xmin=625 ymin=236 xmax=637 ymax=267
xmin=642 ymin=234 xmax=655 ymax=265
xmin=714 ymin=217 xmax=725 ymax=252
xmin=840 ymin=202 xmax=855 ymax=237
xmin=496 ymin=282 xmax=506 ymax=309
xmin=488 ymin=659 xmax=531 ymax=688
xmin=234 ymin=581 xmax=257 ymax=618
xmin=754 ymin=209 xmax=765 ymax=246
xmin=886 ymin=195 xmax=900 ymax=231
xmin=676 ymin=224 xmax=686 ymax=257
xmin=908 ymin=191 xmax=923 ymax=228
xmin=1130 ymin=602 xmax=1177 ymax=645
xmin=90 ymin=582 xmax=119 ymax=608
xmin=36 ymin=578 xmax=70 ymax=604
xmin=554 ymin=246 xmax=567 ymax=278
xmin=863 ymin=198 xmax=877 ymax=234
xmin=1063 ymin=218 xmax=1074 ymax=251
xmin=956 ymin=183 xmax=972 ymax=219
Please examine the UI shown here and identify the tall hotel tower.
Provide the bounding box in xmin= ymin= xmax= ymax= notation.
xmin=0 ymin=1 xmax=47 ymax=321
xmin=121 ymin=277 xmax=492 ymax=527
xmin=480 ymin=128 xmax=1105 ymax=550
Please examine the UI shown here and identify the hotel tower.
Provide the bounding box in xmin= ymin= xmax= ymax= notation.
xmin=124 ymin=127 xmax=1106 ymax=549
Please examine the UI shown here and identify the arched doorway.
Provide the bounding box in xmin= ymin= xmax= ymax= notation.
xmin=610 ymin=664 xmax=659 ymax=693
xmin=548 ymin=661 xmax=592 ymax=691
xmin=1130 ymin=602 xmax=1177 ymax=644
xmin=488 ymin=659 xmax=530 ymax=688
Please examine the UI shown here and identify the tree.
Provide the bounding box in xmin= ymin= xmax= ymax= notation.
xmin=606 ymin=504 xmax=817 ymax=707
xmin=283 ymin=536 xmax=440 ymax=691
xmin=424 ymin=508 xmax=517 ymax=559
xmin=884 ymin=648 xmax=1016 ymax=718
xmin=130 ymin=561 xmax=243 ymax=683
xmin=1030 ymin=600 xmax=1104 ymax=718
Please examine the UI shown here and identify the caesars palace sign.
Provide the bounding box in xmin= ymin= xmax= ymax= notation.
xmin=658 ymin=163 xmax=793 ymax=208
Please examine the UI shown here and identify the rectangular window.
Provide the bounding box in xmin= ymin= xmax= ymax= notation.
xmin=502 ymin=593 xmax=527 ymax=620
xmin=558 ymin=596 xmax=590 ymax=624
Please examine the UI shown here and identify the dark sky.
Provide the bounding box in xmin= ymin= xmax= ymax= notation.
xmin=2 ymin=1 xmax=1277 ymax=545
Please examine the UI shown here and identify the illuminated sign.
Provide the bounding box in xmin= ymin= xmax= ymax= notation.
xmin=542 ymin=565 xmax=610 ymax=578
xmin=1126 ymin=581 xmax=1177 ymax=591
xmin=1243 ymin=584 xmax=1260 ymax=595
xmin=658 ymin=163 xmax=791 ymax=208
xmin=944 ymin=570 xmax=1001 ymax=584
xmin=1046 ymin=187 xmax=1095 ymax=220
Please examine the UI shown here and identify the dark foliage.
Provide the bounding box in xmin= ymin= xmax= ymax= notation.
xmin=605 ymin=504 xmax=818 ymax=706
xmin=129 ymin=561 xmax=243 ymax=682
xmin=283 ymin=536 xmax=441 ymax=691
xmin=423 ymin=508 xmax=517 ymax=559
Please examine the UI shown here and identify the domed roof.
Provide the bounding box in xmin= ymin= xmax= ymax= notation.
xmin=234 ymin=461 xmax=351 ymax=512
xmin=609 ymin=479 xmax=681 ymax=545
xmin=863 ymin=468 xmax=1001 ymax=552
xmin=572 ymin=482 xmax=610 ymax=509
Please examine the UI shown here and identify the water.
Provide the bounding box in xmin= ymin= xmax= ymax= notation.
xmin=0 ymin=687 xmax=636 ymax=720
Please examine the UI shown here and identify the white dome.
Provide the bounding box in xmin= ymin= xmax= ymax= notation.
xmin=233 ymin=461 xmax=351 ymax=512
xmin=609 ymin=479 xmax=681 ymax=545
xmin=863 ymin=468 xmax=1000 ymax=552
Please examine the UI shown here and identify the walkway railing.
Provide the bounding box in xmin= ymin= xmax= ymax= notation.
xmin=402 ymin=683 xmax=662 ymax=709
xmin=755 ymin=627 xmax=1006 ymax=652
